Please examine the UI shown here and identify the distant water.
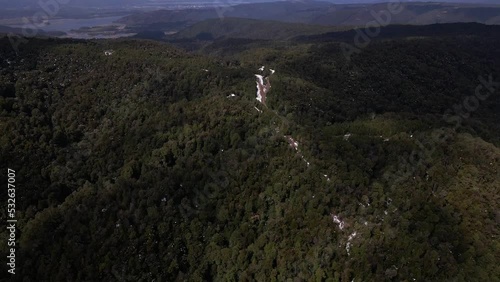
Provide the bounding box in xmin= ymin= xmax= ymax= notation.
xmin=8 ymin=16 xmax=124 ymax=32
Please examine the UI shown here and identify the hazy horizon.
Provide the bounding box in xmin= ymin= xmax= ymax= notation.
xmin=1 ymin=0 xmax=499 ymax=9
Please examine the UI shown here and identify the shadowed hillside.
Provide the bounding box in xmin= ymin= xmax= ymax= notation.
xmin=170 ymin=18 xmax=353 ymax=41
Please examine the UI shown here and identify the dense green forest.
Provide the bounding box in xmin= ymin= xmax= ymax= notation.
xmin=0 ymin=22 xmax=499 ymax=281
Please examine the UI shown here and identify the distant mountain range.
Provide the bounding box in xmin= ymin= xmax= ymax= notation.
xmin=3 ymin=0 xmax=499 ymax=9
xmin=0 ymin=24 xmax=64 ymax=36
xmin=2 ymin=1 xmax=499 ymax=39
xmin=325 ymin=0 xmax=500 ymax=3
xmin=167 ymin=20 xmax=500 ymax=43
xmin=118 ymin=1 xmax=500 ymax=29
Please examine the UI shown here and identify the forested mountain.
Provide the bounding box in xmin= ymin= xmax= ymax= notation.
xmin=169 ymin=18 xmax=353 ymax=41
xmin=0 ymin=21 xmax=499 ymax=281
xmin=294 ymin=22 xmax=500 ymax=42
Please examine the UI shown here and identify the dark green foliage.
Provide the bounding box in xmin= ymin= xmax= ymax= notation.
xmin=0 ymin=23 xmax=499 ymax=281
